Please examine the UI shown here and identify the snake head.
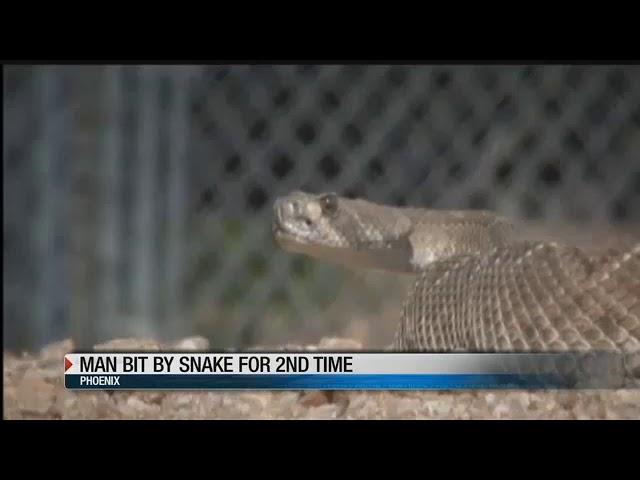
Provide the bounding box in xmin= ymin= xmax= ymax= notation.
xmin=273 ymin=191 xmax=346 ymax=252
xmin=272 ymin=190 xmax=416 ymax=273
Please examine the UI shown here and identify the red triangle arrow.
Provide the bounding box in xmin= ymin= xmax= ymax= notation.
xmin=64 ymin=357 xmax=73 ymax=372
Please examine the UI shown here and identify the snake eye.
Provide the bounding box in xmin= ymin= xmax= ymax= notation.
xmin=320 ymin=193 xmax=338 ymax=215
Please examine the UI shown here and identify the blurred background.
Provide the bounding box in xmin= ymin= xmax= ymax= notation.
xmin=3 ymin=65 xmax=640 ymax=353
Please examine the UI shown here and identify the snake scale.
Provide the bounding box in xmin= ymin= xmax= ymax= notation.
xmin=272 ymin=191 xmax=640 ymax=379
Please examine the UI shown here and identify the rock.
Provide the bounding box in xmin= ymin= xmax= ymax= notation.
xmin=39 ymin=340 xmax=74 ymax=362
xmin=27 ymin=365 xmax=64 ymax=382
xmin=275 ymin=392 xmax=299 ymax=409
xmin=126 ymin=396 xmax=159 ymax=414
xmin=392 ymin=397 xmax=422 ymax=418
xmin=94 ymin=338 xmax=162 ymax=351
xmin=317 ymin=337 xmax=363 ymax=350
xmin=94 ymin=399 xmax=117 ymax=419
xmin=299 ymin=390 xmax=335 ymax=407
xmin=429 ymin=400 xmax=453 ymax=417
xmin=304 ymin=404 xmax=341 ymax=419
xmin=139 ymin=392 xmax=165 ymax=405
xmin=173 ymin=394 xmax=196 ymax=408
xmin=239 ymin=393 xmax=271 ymax=411
xmin=16 ymin=378 xmax=56 ymax=415
xmin=173 ymin=336 xmax=210 ymax=351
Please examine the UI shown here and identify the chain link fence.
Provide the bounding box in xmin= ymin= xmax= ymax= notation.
xmin=4 ymin=65 xmax=640 ymax=352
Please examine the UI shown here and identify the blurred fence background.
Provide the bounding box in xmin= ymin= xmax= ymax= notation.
xmin=3 ymin=65 xmax=640 ymax=352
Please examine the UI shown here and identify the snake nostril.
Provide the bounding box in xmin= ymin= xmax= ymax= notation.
xmin=287 ymin=200 xmax=298 ymax=216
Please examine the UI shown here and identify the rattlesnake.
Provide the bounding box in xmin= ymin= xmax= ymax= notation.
xmin=272 ymin=191 xmax=640 ymax=380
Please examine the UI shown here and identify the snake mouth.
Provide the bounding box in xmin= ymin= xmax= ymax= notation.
xmin=272 ymin=220 xmax=308 ymax=249
xmin=272 ymin=200 xmax=314 ymax=248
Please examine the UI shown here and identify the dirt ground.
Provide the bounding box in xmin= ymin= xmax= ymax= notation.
xmin=4 ymin=336 xmax=639 ymax=420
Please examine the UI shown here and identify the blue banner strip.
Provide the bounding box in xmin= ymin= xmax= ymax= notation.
xmin=65 ymin=373 xmax=571 ymax=390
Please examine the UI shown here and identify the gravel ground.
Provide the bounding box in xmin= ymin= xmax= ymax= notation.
xmin=4 ymin=336 xmax=639 ymax=420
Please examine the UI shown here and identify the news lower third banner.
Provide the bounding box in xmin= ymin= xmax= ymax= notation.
xmin=63 ymin=351 xmax=629 ymax=390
